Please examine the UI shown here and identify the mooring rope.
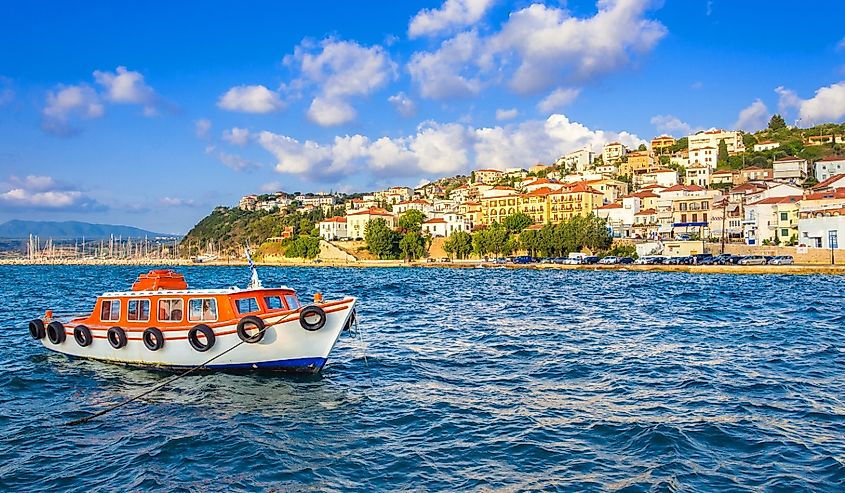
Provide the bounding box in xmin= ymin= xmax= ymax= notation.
xmin=63 ymin=314 xmax=296 ymax=427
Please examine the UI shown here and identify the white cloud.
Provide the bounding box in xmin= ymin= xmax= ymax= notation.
xmin=537 ymin=87 xmax=580 ymax=113
xmin=733 ymin=99 xmax=769 ymax=132
xmin=0 ymin=175 xmax=103 ymax=211
xmin=408 ymin=0 xmax=496 ymax=38
xmin=285 ymin=38 xmax=396 ymax=126
xmin=496 ymin=108 xmax=518 ymax=121
xmin=650 ymin=114 xmax=693 ymax=136
xmin=41 ymin=84 xmax=105 ymax=135
xmin=408 ymin=1 xmax=666 ymax=99
xmin=194 ymin=119 xmax=212 ymax=139
xmin=777 ymin=82 xmax=845 ymax=125
xmin=93 ymin=66 xmax=158 ymax=114
xmin=160 ymin=197 xmax=196 ymax=207
xmin=388 ymin=92 xmax=416 ymax=117
xmin=307 ymin=96 xmax=357 ymax=126
xmin=407 ymin=30 xmax=483 ymax=99
xmin=222 ymin=127 xmax=250 ymax=146
xmin=260 ymin=181 xmax=283 ymax=193
xmin=205 ymin=145 xmax=258 ymax=171
xmin=254 ymin=113 xmax=644 ymax=183
xmin=217 ymin=85 xmax=284 ymax=113
xmin=837 ymin=37 xmax=845 ymax=51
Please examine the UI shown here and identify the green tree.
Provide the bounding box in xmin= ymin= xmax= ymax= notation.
xmin=637 ymin=143 xmax=647 ymax=151
xmin=717 ymin=139 xmax=729 ymax=167
xmin=502 ymin=212 xmax=533 ymax=232
xmin=768 ymin=114 xmax=787 ymax=130
xmin=443 ymin=231 xmax=473 ymax=259
xmin=518 ymin=229 xmax=540 ymax=257
xmin=742 ymin=132 xmax=758 ymax=150
xmin=399 ymin=231 xmax=427 ymax=261
xmin=284 ymin=235 xmax=321 ymax=259
xmin=397 ymin=209 xmax=426 ymax=233
xmin=364 ymin=218 xmax=400 ymax=259
xmin=669 ymin=137 xmax=688 ymax=154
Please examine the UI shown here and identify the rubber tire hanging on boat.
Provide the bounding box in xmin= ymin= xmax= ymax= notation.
xmin=299 ymin=305 xmax=327 ymax=332
xmin=188 ymin=324 xmax=215 ymax=352
xmin=74 ymin=325 xmax=93 ymax=347
xmin=108 ymin=326 xmax=127 ymax=349
xmin=46 ymin=321 xmax=66 ymax=345
xmin=28 ymin=319 xmax=46 ymax=340
xmin=236 ymin=316 xmax=265 ymax=343
xmin=143 ymin=327 xmax=165 ymax=351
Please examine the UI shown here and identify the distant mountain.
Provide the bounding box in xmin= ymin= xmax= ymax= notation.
xmin=0 ymin=220 xmax=178 ymax=239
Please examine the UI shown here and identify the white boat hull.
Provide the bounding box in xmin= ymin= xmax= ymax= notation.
xmin=41 ymin=298 xmax=357 ymax=373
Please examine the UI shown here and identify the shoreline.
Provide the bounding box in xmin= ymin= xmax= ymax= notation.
xmin=2 ymin=257 xmax=844 ymax=275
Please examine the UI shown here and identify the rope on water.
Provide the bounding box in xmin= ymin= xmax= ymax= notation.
xmin=63 ymin=315 xmax=294 ymax=427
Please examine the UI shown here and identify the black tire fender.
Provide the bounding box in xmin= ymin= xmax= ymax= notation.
xmin=46 ymin=321 xmax=66 ymax=345
xmin=299 ymin=305 xmax=327 ymax=332
xmin=188 ymin=324 xmax=215 ymax=352
xmin=143 ymin=327 xmax=165 ymax=351
xmin=73 ymin=325 xmax=93 ymax=347
xmin=107 ymin=326 xmax=127 ymax=349
xmin=29 ymin=319 xmax=46 ymax=340
xmin=237 ymin=316 xmax=265 ymax=343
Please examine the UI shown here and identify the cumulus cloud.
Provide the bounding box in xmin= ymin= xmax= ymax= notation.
xmin=777 ymin=82 xmax=845 ymax=125
xmin=204 ymin=145 xmax=258 ymax=172
xmin=388 ymin=92 xmax=416 ymax=117
xmin=537 ymin=87 xmax=580 ymax=113
xmin=41 ymin=84 xmax=105 ymax=135
xmin=222 ymin=127 xmax=250 ymax=146
xmin=217 ymin=85 xmax=284 ymax=113
xmin=408 ymin=0 xmax=666 ymax=99
xmin=194 ymin=118 xmax=212 ymax=139
xmin=733 ymin=99 xmax=769 ymax=132
xmin=496 ymin=108 xmax=518 ymax=121
xmin=285 ymin=38 xmax=397 ymax=126
xmin=408 ymin=0 xmax=496 ymax=38
xmin=253 ymin=113 xmax=643 ymax=183
xmin=650 ymin=114 xmax=693 ymax=136
xmin=93 ymin=66 xmax=158 ymax=115
xmin=0 ymin=175 xmax=104 ymax=211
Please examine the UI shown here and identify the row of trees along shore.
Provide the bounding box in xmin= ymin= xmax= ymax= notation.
xmin=364 ymin=210 xmax=614 ymax=261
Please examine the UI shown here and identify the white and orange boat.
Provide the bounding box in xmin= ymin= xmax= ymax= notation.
xmin=27 ymin=267 xmax=357 ymax=373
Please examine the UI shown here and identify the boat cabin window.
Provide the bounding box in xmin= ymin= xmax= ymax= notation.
xmin=264 ymin=296 xmax=284 ymax=311
xmin=100 ymin=299 xmax=121 ymax=322
xmin=189 ymin=298 xmax=218 ymax=322
xmin=127 ymin=299 xmax=150 ymax=322
xmin=158 ymin=299 xmax=184 ymax=322
xmin=284 ymin=294 xmax=300 ymax=310
xmin=236 ymin=297 xmax=260 ymax=314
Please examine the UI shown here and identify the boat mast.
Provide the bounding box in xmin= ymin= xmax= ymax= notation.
xmin=245 ymin=244 xmax=262 ymax=289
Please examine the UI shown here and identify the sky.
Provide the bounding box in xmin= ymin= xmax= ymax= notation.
xmin=2 ymin=0 xmax=845 ymax=234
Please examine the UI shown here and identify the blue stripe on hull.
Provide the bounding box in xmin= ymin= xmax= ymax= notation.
xmin=207 ymin=357 xmax=327 ymax=372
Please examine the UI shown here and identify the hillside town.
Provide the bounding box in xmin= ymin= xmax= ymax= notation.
xmin=235 ymin=123 xmax=845 ymax=255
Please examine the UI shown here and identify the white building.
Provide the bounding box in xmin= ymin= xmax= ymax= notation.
xmin=685 ymin=164 xmax=711 ymax=187
xmin=595 ymin=163 xmax=619 ymax=176
xmin=318 ymin=216 xmax=347 ymax=240
xmin=346 ymin=208 xmax=396 ymax=240
xmin=602 ymin=142 xmax=626 ymax=164
xmin=814 ymin=156 xmax=845 ymax=182
xmin=753 ymin=140 xmax=780 ymax=152
xmin=772 ymin=156 xmax=808 ymax=183
xmin=556 ymin=146 xmax=593 ymax=172
xmin=689 ymin=146 xmax=718 ymax=169
xmin=394 ymin=199 xmax=433 ymax=215
xmin=300 ymin=194 xmax=336 ymax=207
xmin=688 ymin=129 xmax=746 ymax=154
xmin=421 ymin=213 xmax=472 ymax=237
xmin=798 ymin=188 xmax=845 ymax=249
xmin=636 ymin=169 xmax=678 ymax=189
xmin=474 ymin=169 xmax=504 ymax=184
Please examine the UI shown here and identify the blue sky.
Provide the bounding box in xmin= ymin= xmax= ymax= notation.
xmin=2 ymin=0 xmax=845 ymax=234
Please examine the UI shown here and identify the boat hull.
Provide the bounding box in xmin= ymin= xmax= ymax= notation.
xmin=41 ymin=298 xmax=356 ymax=374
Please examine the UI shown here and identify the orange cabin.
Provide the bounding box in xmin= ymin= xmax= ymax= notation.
xmin=132 ymin=270 xmax=188 ymax=291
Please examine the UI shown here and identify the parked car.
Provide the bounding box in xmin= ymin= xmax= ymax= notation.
xmin=598 ymin=256 xmax=619 ymax=264
xmin=618 ymin=257 xmax=635 ymax=264
xmin=769 ymin=255 xmax=794 ymax=265
xmin=512 ymin=256 xmax=535 ymax=264
xmin=440 ymin=257 xmax=452 ymax=263
xmin=582 ymin=256 xmax=600 ymax=264
xmin=426 ymin=257 xmax=437 ymax=263
xmin=738 ymin=255 xmax=767 ymax=265
xmin=493 ymin=257 xmax=507 ymax=264
xmin=690 ymin=253 xmax=713 ymax=265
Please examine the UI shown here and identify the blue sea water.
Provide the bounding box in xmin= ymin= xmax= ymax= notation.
xmin=0 ymin=265 xmax=844 ymax=492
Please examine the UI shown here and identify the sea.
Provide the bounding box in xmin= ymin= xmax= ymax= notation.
xmin=0 ymin=265 xmax=843 ymax=492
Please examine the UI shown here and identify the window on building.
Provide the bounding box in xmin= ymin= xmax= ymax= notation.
xmin=703 ymin=213 xmax=708 ymax=222
xmin=781 ymin=229 xmax=789 ymax=237
xmin=127 ymin=299 xmax=150 ymax=321
xmin=189 ymin=298 xmax=218 ymax=322
xmin=692 ymin=213 xmax=698 ymax=222
xmin=236 ymin=297 xmax=260 ymax=314
xmin=158 ymin=299 xmax=183 ymax=322
xmin=780 ymin=212 xmax=788 ymax=221
xmin=100 ymin=299 xmax=121 ymax=322
xmin=681 ymin=214 xmax=687 ymax=223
